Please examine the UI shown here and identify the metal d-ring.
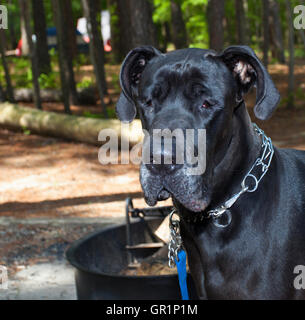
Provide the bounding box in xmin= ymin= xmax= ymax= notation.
xmin=212 ymin=209 xmax=232 ymax=228
xmin=242 ymin=174 xmax=259 ymax=193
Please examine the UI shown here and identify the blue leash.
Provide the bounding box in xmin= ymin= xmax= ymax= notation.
xmin=175 ymin=249 xmax=189 ymax=300
xmin=169 ymin=210 xmax=190 ymax=300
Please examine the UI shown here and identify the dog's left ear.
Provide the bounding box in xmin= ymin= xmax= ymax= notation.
xmin=116 ymin=46 xmax=161 ymax=123
xmin=217 ymin=46 xmax=280 ymax=120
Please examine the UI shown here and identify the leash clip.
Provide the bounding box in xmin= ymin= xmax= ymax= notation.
xmin=207 ymin=185 xmax=248 ymax=228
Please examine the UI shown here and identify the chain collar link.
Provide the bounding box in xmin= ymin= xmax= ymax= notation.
xmin=168 ymin=210 xmax=183 ymax=268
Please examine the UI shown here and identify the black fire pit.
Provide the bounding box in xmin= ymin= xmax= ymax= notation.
xmin=66 ymin=198 xmax=198 ymax=300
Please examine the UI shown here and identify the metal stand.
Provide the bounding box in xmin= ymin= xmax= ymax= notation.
xmin=125 ymin=197 xmax=173 ymax=267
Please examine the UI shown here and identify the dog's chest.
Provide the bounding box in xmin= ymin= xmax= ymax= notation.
xmin=185 ymin=225 xmax=266 ymax=299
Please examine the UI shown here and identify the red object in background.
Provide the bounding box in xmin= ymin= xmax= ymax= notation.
xmin=16 ymin=39 xmax=22 ymax=56
xmin=104 ymin=39 xmax=112 ymax=52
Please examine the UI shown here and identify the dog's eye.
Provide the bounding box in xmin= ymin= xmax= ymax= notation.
xmin=201 ymin=101 xmax=211 ymax=109
xmin=146 ymin=99 xmax=153 ymax=107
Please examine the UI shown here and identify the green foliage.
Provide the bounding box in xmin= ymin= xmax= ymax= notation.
xmin=153 ymin=0 xmax=171 ymax=24
xmin=83 ymin=108 xmax=116 ymax=119
xmin=295 ymin=47 xmax=305 ymax=59
xmin=82 ymin=111 xmax=104 ymax=119
xmin=75 ymin=54 xmax=90 ymax=68
xmin=12 ymin=69 xmax=32 ymax=89
xmin=76 ymin=77 xmax=94 ymax=89
xmin=101 ymin=0 xmax=108 ymax=11
xmin=10 ymin=57 xmax=31 ymax=70
xmin=181 ymin=0 xmax=208 ymax=48
xmin=21 ymin=126 xmax=31 ymax=135
xmin=38 ymin=72 xmax=59 ymax=89
xmin=153 ymin=0 xmax=209 ymax=49
xmin=107 ymin=107 xmax=116 ymax=119
xmin=49 ymin=48 xmax=57 ymax=61
xmin=7 ymin=56 xmax=59 ymax=89
xmin=0 ymin=63 xmax=4 ymax=87
xmin=7 ymin=57 xmax=32 ymax=88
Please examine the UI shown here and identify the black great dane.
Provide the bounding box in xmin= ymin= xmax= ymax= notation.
xmin=116 ymin=45 xmax=305 ymax=299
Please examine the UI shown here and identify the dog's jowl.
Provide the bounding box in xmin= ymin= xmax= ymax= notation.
xmin=117 ymin=45 xmax=305 ymax=299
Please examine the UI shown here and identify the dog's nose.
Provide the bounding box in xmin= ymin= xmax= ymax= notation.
xmin=146 ymin=139 xmax=183 ymax=174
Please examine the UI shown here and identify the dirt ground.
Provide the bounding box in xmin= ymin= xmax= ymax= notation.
xmin=0 ymin=61 xmax=305 ymax=299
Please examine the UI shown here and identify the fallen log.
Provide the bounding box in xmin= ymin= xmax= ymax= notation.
xmin=0 ymin=102 xmax=143 ymax=146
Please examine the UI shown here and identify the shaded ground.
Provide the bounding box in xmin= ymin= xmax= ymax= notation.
xmin=0 ymin=61 xmax=304 ymax=299
xmin=0 ymin=218 xmax=122 ymax=300
xmin=0 ymin=129 xmax=149 ymax=219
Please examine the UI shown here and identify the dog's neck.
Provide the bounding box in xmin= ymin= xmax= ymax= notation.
xmin=210 ymin=102 xmax=262 ymax=208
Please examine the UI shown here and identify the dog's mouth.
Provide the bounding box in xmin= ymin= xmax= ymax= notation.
xmin=154 ymin=187 xmax=209 ymax=212
xmin=141 ymin=164 xmax=210 ymax=212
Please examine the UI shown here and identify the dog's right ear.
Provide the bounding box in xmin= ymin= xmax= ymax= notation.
xmin=116 ymin=46 xmax=161 ymax=123
xmin=216 ymin=46 xmax=280 ymax=120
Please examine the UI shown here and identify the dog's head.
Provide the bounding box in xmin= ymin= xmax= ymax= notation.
xmin=116 ymin=46 xmax=280 ymax=212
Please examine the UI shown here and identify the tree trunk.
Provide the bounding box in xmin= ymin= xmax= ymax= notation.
xmin=62 ymin=0 xmax=77 ymax=60
xmin=0 ymin=30 xmax=14 ymax=102
xmin=82 ymin=0 xmax=108 ymax=117
xmin=269 ymin=0 xmax=285 ymax=64
xmin=112 ymin=0 xmax=132 ymax=60
xmin=8 ymin=0 xmax=18 ymax=49
xmin=300 ymin=0 xmax=305 ymax=50
xmin=52 ymin=0 xmax=79 ymax=112
xmin=19 ymin=0 xmax=42 ymax=110
xmin=19 ymin=0 xmax=30 ymax=55
xmin=170 ymin=0 xmax=188 ymax=49
xmin=159 ymin=22 xmax=171 ymax=53
xmin=0 ymin=103 xmax=143 ymax=147
xmin=32 ymin=0 xmax=51 ymax=75
xmin=0 ymin=85 xmax=5 ymax=102
xmin=286 ymin=0 xmax=295 ymax=109
xmin=128 ymin=0 xmax=158 ymax=48
xmin=164 ymin=22 xmax=171 ymax=51
xmin=207 ymin=0 xmax=224 ymax=52
xmin=262 ymin=0 xmax=270 ymax=66
xmin=235 ymin=0 xmax=246 ymax=45
xmin=299 ymin=29 xmax=305 ymax=51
